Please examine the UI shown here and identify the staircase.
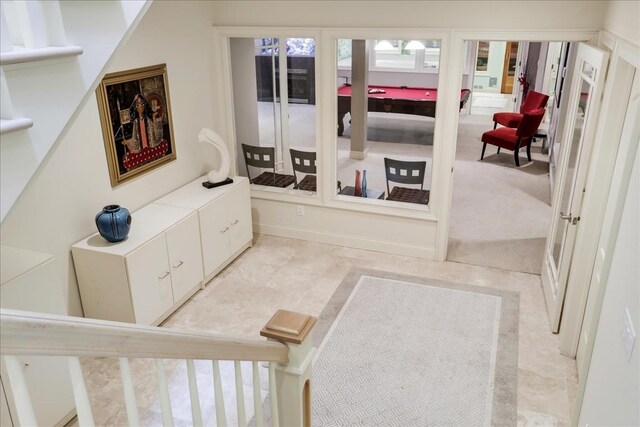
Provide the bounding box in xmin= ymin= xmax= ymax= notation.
xmin=0 ymin=0 xmax=152 ymax=221
xmin=0 ymin=308 xmax=316 ymax=426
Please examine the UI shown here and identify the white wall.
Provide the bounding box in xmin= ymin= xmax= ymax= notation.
xmin=603 ymin=0 xmax=640 ymax=46
xmin=0 ymin=1 xmax=218 ymax=316
xmin=473 ymin=41 xmax=506 ymax=93
xmin=579 ymin=145 xmax=640 ymax=426
xmin=211 ymin=1 xmax=607 ymax=30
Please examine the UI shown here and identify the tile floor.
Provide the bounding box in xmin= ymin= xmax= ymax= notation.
xmin=81 ymin=234 xmax=577 ymax=426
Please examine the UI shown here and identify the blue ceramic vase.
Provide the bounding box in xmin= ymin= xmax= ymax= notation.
xmin=95 ymin=205 xmax=131 ymax=243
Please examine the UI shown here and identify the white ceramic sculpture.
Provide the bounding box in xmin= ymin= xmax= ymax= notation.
xmin=198 ymin=127 xmax=231 ymax=183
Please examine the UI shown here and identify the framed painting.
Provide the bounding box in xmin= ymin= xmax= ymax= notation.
xmin=96 ymin=64 xmax=176 ymax=187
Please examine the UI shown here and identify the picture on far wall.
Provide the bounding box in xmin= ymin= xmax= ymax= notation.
xmin=96 ymin=64 xmax=176 ymax=187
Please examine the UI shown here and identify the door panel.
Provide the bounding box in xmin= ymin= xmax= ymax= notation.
xmin=165 ymin=213 xmax=204 ymax=303
xmin=199 ymin=194 xmax=231 ymax=276
xmin=228 ymin=180 xmax=253 ymax=255
xmin=126 ymin=234 xmax=173 ymax=325
xmin=541 ymin=43 xmax=609 ymax=332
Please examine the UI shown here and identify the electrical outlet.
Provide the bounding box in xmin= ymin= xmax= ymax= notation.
xmin=622 ymin=307 xmax=636 ymax=361
xmin=297 ymin=205 xmax=305 ymax=216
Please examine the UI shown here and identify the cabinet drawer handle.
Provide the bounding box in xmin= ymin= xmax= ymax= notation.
xmin=231 ymin=219 xmax=239 ymax=225
xmin=173 ymin=261 xmax=184 ymax=269
xmin=158 ymin=271 xmax=170 ymax=280
xmin=220 ymin=226 xmax=230 ymax=233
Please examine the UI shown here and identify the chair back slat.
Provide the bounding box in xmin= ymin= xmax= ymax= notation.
xmin=384 ymin=158 xmax=427 ymax=194
xmin=119 ymin=357 xmax=141 ymax=426
xmin=290 ymin=149 xmax=317 ymax=174
xmin=242 ymin=144 xmax=276 ymax=169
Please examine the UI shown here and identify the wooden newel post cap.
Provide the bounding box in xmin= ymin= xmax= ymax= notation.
xmin=260 ymin=309 xmax=317 ymax=345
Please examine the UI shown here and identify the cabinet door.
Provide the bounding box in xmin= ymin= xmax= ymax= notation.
xmin=227 ymin=180 xmax=253 ymax=255
xmin=199 ymin=193 xmax=231 ymax=277
xmin=165 ymin=213 xmax=204 ymax=303
xmin=126 ymin=234 xmax=174 ymax=325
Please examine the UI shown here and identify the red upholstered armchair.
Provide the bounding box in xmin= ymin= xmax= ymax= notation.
xmin=492 ymin=90 xmax=549 ymax=129
xmin=481 ymin=108 xmax=545 ymax=167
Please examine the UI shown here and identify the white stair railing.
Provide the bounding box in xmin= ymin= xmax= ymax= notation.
xmin=0 ymin=308 xmax=316 ymax=427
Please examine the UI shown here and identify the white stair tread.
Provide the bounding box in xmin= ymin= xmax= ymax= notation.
xmin=0 ymin=45 xmax=83 ymax=66
xmin=0 ymin=117 xmax=34 ymax=135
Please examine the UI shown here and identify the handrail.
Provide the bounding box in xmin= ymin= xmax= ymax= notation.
xmin=0 ymin=309 xmax=289 ymax=363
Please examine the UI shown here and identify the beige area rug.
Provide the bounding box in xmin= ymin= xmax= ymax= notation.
xmin=312 ymin=268 xmax=519 ymax=427
xmin=447 ymin=115 xmax=552 ymax=274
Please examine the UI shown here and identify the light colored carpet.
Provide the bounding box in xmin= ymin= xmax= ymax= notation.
xmin=447 ymin=115 xmax=552 ymax=274
xmin=312 ymin=268 xmax=519 ymax=427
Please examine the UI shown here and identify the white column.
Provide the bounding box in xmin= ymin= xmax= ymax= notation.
xmin=260 ymin=309 xmax=317 ymax=427
xmin=350 ymin=39 xmax=369 ymax=160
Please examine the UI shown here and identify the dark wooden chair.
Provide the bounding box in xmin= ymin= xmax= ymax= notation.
xmin=289 ymin=149 xmax=317 ymax=192
xmin=241 ymin=143 xmax=295 ymax=188
xmin=481 ymin=108 xmax=546 ymax=167
xmin=384 ymin=158 xmax=429 ymax=205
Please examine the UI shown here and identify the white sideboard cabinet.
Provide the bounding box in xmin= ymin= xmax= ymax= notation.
xmin=155 ymin=176 xmax=253 ymax=282
xmin=72 ymin=204 xmax=204 ymax=325
xmin=72 ymin=176 xmax=253 ymax=325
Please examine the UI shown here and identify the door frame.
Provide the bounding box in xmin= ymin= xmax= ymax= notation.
xmin=541 ymin=42 xmax=610 ymax=333
xmin=437 ymin=30 xmax=598 ymax=262
xmin=560 ymin=35 xmax=640 ymax=358
xmin=571 ymin=35 xmax=640 ymax=421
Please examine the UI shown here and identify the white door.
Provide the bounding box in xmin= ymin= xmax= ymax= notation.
xmin=126 ymin=234 xmax=174 ymax=325
xmin=199 ymin=193 xmax=232 ymax=277
xmin=541 ymin=43 xmax=609 ymax=332
xmin=227 ymin=179 xmax=253 ymax=255
xmin=165 ymin=213 xmax=204 ymax=303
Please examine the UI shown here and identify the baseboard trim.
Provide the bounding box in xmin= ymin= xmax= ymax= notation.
xmin=254 ymin=223 xmax=436 ymax=259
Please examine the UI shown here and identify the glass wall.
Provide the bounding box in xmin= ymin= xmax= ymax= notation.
xmin=336 ymin=39 xmax=443 ymax=207
xmin=230 ymin=37 xmax=317 ymax=194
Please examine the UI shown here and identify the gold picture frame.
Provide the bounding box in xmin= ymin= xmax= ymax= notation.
xmin=96 ymin=64 xmax=176 ymax=187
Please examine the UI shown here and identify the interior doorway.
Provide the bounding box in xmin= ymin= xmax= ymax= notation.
xmin=448 ymin=39 xmax=575 ymax=275
xmin=501 ymin=41 xmax=519 ymax=94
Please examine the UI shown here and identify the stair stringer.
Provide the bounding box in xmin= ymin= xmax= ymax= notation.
xmin=0 ymin=0 xmax=153 ymax=221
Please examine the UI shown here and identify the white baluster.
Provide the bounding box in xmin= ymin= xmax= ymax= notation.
xmin=186 ymin=359 xmax=203 ymax=427
xmin=68 ymin=357 xmax=95 ymax=427
xmin=212 ymin=360 xmax=227 ymax=427
xmin=252 ymin=361 xmax=264 ymax=427
xmin=39 ymin=0 xmax=67 ymax=46
xmin=119 ymin=358 xmax=140 ymax=426
xmin=1 ymin=1 xmax=22 ymax=47
xmin=268 ymin=362 xmax=280 ymax=427
xmin=13 ymin=0 xmax=47 ymax=48
xmin=234 ymin=361 xmax=247 ymax=427
xmin=2 ymin=356 xmax=37 ymax=426
xmin=155 ymin=359 xmax=174 ymax=427
xmin=0 ymin=8 xmax=13 ymax=52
